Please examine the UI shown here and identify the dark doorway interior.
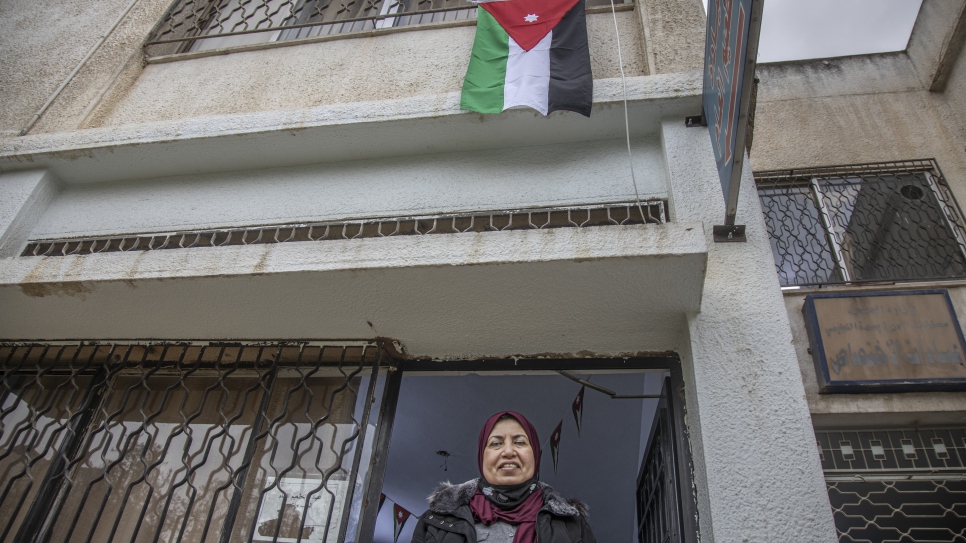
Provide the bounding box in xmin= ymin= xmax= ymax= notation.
xmin=374 ymin=370 xmax=669 ymax=543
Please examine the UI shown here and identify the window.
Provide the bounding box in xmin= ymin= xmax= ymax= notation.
xmin=755 ymin=160 xmax=966 ymax=287
xmin=817 ymin=427 xmax=966 ymax=542
xmin=0 ymin=343 xmax=386 ymax=543
xmin=0 ymin=344 xmax=697 ymax=543
xmin=145 ymin=0 xmax=479 ymax=56
xmin=144 ymin=0 xmax=631 ymax=56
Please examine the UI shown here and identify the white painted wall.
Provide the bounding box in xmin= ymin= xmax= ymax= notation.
xmin=29 ymin=137 xmax=666 ymax=240
xmin=0 ymin=170 xmax=59 ymax=257
xmin=662 ymin=119 xmax=838 ymax=542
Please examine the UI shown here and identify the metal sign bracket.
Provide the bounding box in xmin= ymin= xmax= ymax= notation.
xmin=685 ymin=114 xmax=707 ymax=128
xmin=713 ymin=224 xmax=746 ymax=242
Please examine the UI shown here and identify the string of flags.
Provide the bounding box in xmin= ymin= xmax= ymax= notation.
xmin=547 ymin=384 xmax=585 ymax=475
xmin=378 ymin=493 xmax=413 ymax=543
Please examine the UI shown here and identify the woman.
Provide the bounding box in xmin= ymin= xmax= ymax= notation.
xmin=410 ymin=411 xmax=596 ymax=543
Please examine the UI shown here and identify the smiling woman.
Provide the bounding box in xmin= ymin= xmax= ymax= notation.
xmin=481 ymin=415 xmax=538 ymax=487
xmin=409 ymin=411 xmax=596 ymax=543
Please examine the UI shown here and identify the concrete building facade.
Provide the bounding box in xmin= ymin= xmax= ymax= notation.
xmin=0 ymin=0 xmax=963 ymax=541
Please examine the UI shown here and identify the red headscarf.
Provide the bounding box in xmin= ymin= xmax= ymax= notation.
xmin=470 ymin=411 xmax=544 ymax=543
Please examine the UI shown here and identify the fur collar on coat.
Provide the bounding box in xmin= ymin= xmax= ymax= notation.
xmin=426 ymin=480 xmax=589 ymax=518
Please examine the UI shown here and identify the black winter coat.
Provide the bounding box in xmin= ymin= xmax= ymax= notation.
xmin=409 ymin=480 xmax=597 ymax=543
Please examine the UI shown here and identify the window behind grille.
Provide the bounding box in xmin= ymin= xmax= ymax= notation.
xmin=0 ymin=343 xmax=386 ymax=543
xmin=816 ymin=427 xmax=966 ymax=542
xmin=755 ymin=160 xmax=966 ymax=287
xmin=145 ymin=0 xmax=629 ymax=56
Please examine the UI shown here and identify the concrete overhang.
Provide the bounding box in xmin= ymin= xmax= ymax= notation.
xmin=0 ymin=223 xmax=707 ymax=358
xmin=0 ymin=73 xmax=703 ymax=185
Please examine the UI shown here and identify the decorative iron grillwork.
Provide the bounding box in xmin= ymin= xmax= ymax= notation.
xmin=20 ymin=201 xmax=666 ymax=258
xmin=755 ymin=160 xmax=966 ymax=287
xmin=636 ymin=378 xmax=685 ymax=543
xmin=144 ymin=0 xmax=630 ymax=56
xmin=145 ymin=0 xmax=477 ymax=56
xmin=0 ymin=342 xmax=386 ymax=543
xmin=817 ymin=428 xmax=966 ymax=543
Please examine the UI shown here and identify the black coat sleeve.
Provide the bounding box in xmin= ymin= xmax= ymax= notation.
xmin=579 ymin=516 xmax=597 ymax=543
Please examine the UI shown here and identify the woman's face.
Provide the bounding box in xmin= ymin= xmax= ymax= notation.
xmin=482 ymin=418 xmax=536 ymax=486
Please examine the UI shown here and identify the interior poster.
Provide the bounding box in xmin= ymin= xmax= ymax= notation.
xmin=253 ymin=478 xmax=347 ymax=543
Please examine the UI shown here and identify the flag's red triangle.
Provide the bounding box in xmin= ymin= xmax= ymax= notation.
xmin=482 ymin=0 xmax=582 ymax=51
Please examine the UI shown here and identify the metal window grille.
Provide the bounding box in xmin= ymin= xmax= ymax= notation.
xmin=0 ymin=342 xmax=386 ymax=543
xmin=20 ymin=200 xmax=666 ymax=258
xmin=817 ymin=428 xmax=966 ymax=543
xmin=144 ymin=0 xmax=629 ymax=56
xmin=755 ymin=160 xmax=966 ymax=287
xmin=144 ymin=0 xmax=479 ymax=56
xmin=636 ymin=378 xmax=686 ymax=543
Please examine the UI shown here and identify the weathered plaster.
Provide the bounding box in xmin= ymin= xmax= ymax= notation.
xmin=0 ymin=223 xmax=707 ymax=358
xmin=940 ymin=9 xmax=966 ymax=147
xmin=754 ymin=54 xmax=966 ymax=202
xmin=30 ymin=137 xmax=666 ymax=240
xmin=906 ymin=0 xmax=966 ymax=91
xmin=0 ymin=170 xmax=59 ymax=257
xmin=638 ymin=0 xmax=704 ymax=75
xmin=0 ymin=72 xmax=704 ymax=185
xmin=662 ymin=120 xmax=838 ymax=542
xmin=86 ymin=10 xmax=646 ymax=128
xmin=0 ymin=0 xmax=174 ymax=136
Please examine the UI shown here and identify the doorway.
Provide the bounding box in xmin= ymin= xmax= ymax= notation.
xmin=364 ymin=358 xmax=696 ymax=543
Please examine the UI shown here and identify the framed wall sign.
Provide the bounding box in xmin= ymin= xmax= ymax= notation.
xmin=802 ymin=290 xmax=966 ymax=393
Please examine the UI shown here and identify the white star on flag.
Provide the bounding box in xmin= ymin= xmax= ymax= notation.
xmin=524 ymin=13 xmax=539 ymax=22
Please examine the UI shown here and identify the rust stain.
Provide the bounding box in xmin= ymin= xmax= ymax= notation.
xmin=253 ymin=245 xmax=272 ymax=274
xmin=389 ymin=346 xmax=679 ymax=362
xmin=20 ymin=281 xmax=92 ymax=298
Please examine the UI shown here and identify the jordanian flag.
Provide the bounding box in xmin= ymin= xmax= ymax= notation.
xmin=572 ymin=385 xmax=585 ymax=437
xmin=393 ymin=503 xmax=411 ymax=543
xmin=461 ymin=0 xmax=592 ymax=117
xmin=549 ymin=420 xmax=563 ymax=474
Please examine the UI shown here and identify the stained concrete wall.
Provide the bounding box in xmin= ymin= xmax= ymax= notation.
xmin=937 ymin=5 xmax=966 ymax=145
xmin=0 ymin=0 xmax=172 ymax=136
xmin=753 ymin=0 xmax=966 ymax=429
xmin=89 ymin=10 xmax=647 ymax=128
xmin=754 ymin=52 xmax=966 ymax=201
xmin=0 ymin=0 xmax=661 ymax=134
xmin=638 ymin=0 xmax=705 ymax=75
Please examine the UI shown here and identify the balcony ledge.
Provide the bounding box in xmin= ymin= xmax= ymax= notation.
xmin=0 ymin=222 xmax=707 ymax=358
xmin=0 ymin=72 xmax=702 ymax=185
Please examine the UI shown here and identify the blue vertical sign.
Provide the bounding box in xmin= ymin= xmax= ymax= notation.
xmin=703 ymin=0 xmax=763 ymax=226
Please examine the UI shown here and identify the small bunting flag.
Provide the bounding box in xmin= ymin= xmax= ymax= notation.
xmin=549 ymin=420 xmax=563 ymax=474
xmin=393 ymin=503 xmax=411 ymax=543
xmin=572 ymin=386 xmax=585 ymax=436
xmin=378 ymin=493 xmax=387 ymax=516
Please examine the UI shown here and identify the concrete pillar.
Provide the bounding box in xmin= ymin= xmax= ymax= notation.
xmin=0 ymin=169 xmax=58 ymax=258
xmin=660 ymin=119 xmax=838 ymax=542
